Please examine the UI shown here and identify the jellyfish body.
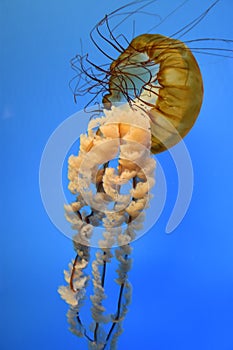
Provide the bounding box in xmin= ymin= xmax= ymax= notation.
xmin=103 ymin=34 xmax=203 ymax=153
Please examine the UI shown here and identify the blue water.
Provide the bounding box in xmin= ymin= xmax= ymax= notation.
xmin=1 ymin=1 xmax=233 ymax=349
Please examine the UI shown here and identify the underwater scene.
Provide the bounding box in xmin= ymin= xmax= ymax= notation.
xmin=1 ymin=1 xmax=233 ymax=349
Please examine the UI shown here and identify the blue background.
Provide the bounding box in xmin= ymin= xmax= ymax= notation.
xmin=1 ymin=0 xmax=233 ymax=349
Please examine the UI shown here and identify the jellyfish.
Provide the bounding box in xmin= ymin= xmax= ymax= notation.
xmin=57 ymin=1 xmax=233 ymax=349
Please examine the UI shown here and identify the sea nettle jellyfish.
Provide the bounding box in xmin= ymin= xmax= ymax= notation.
xmin=58 ymin=1 xmax=232 ymax=349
